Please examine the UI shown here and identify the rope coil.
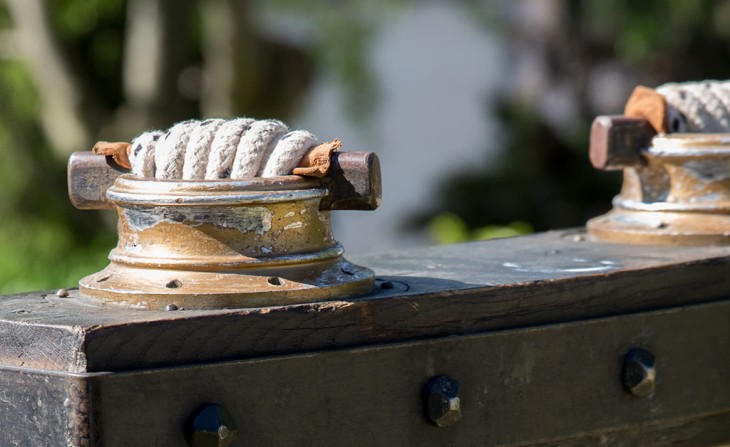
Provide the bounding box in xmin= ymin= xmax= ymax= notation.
xmin=625 ymin=80 xmax=730 ymax=134
xmin=657 ymin=81 xmax=730 ymax=133
xmin=128 ymin=118 xmax=319 ymax=180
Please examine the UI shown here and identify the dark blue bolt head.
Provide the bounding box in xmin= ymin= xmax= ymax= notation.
xmin=623 ymin=348 xmax=656 ymax=397
xmin=188 ymin=404 xmax=237 ymax=447
xmin=424 ymin=375 xmax=462 ymax=428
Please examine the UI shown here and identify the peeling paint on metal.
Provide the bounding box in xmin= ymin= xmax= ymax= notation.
xmin=124 ymin=206 xmax=274 ymax=236
xmin=284 ymin=222 xmax=303 ymax=231
xmin=218 ymin=207 xmax=274 ymax=236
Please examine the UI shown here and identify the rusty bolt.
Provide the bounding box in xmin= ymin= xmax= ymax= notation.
xmin=590 ymin=115 xmax=656 ymax=171
xmin=68 ymin=151 xmax=381 ymax=212
xmin=622 ymin=348 xmax=656 ymax=397
xmin=320 ymin=151 xmax=382 ymax=211
xmin=188 ymin=404 xmax=237 ymax=447
xmin=424 ymin=375 xmax=462 ymax=428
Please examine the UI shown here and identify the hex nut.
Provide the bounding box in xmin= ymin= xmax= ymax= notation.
xmin=424 ymin=375 xmax=462 ymax=428
xmin=622 ymin=348 xmax=656 ymax=397
xmin=188 ymin=404 xmax=237 ymax=447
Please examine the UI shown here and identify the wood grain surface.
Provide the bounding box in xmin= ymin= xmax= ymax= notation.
xmin=1 ymin=230 xmax=730 ymax=372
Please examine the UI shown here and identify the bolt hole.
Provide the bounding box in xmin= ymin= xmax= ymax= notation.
xmin=380 ymin=281 xmax=394 ymax=290
xmin=561 ymin=230 xmax=586 ymax=242
xmin=96 ymin=275 xmax=111 ymax=283
xmin=166 ymin=279 xmax=182 ymax=289
xmin=267 ymin=276 xmax=284 ymax=286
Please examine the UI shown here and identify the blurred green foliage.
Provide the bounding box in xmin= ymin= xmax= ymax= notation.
xmin=428 ymin=213 xmax=532 ymax=245
xmin=420 ymin=100 xmax=620 ymax=235
xmin=0 ymin=1 xmax=125 ymax=293
xmin=3 ymin=0 xmax=730 ymax=292
xmin=0 ymin=57 xmax=115 ymax=293
xmin=0 ymin=217 xmax=114 ymax=294
xmin=52 ymin=0 xmax=128 ymax=107
xmin=421 ymin=0 xmax=730 ymax=238
xmin=268 ymin=0 xmax=407 ymax=122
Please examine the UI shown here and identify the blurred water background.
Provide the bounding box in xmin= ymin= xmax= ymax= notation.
xmin=1 ymin=0 xmax=729 ymax=292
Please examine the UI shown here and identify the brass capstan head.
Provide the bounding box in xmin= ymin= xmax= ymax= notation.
xmin=68 ymin=122 xmax=381 ymax=310
xmin=587 ymin=85 xmax=730 ymax=245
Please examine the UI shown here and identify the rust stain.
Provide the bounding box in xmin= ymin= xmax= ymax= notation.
xmin=92 ymin=141 xmax=132 ymax=170
xmin=359 ymin=302 xmax=375 ymax=335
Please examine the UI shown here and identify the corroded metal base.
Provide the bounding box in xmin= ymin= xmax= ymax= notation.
xmin=80 ymin=258 xmax=374 ymax=310
xmin=588 ymin=134 xmax=730 ymax=245
xmin=587 ymin=209 xmax=730 ymax=245
xmin=79 ymin=175 xmax=374 ymax=309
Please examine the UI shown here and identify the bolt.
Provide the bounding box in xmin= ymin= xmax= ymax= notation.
xmin=622 ymin=348 xmax=656 ymax=397
xmin=165 ymin=304 xmax=178 ymax=311
xmin=55 ymin=288 xmax=69 ymax=298
xmin=424 ymin=375 xmax=462 ymax=428
xmin=188 ymin=404 xmax=237 ymax=447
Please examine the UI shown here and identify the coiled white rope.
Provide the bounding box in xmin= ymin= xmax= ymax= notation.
xmin=128 ymin=118 xmax=319 ymax=179
xmin=656 ymin=81 xmax=730 ymax=133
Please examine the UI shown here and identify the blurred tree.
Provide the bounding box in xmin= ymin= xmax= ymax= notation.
xmin=418 ymin=0 xmax=730 ymax=239
xmin=2 ymin=0 xmax=730 ymax=290
xmin=0 ymin=0 xmax=317 ymax=292
xmin=0 ymin=0 xmax=395 ymax=292
xmin=3 ymin=0 xmax=317 ymax=151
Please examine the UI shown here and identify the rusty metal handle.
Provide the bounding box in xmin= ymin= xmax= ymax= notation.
xmin=68 ymin=152 xmax=126 ymax=210
xmin=590 ymin=115 xmax=656 ymax=171
xmin=68 ymin=151 xmax=381 ymax=211
xmin=319 ymin=152 xmax=381 ymax=211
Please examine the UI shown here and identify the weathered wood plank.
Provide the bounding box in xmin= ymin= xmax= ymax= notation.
xmin=90 ymin=300 xmax=730 ymax=446
xmin=533 ymin=411 xmax=730 ymax=447
xmin=1 ymin=231 xmax=730 ymax=372
xmin=0 ymin=366 xmax=90 ymax=446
